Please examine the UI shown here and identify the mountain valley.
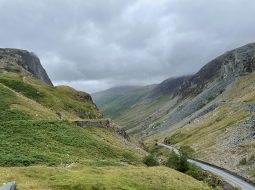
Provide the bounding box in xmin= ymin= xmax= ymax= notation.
xmin=93 ymin=43 xmax=255 ymax=182
xmin=0 ymin=48 xmax=216 ymax=190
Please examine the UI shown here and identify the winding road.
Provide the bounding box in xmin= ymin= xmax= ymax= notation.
xmin=157 ymin=143 xmax=255 ymax=190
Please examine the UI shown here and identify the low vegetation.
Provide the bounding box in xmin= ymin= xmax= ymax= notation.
xmin=166 ymin=151 xmax=189 ymax=172
xmin=143 ymin=154 xmax=159 ymax=166
xmin=0 ymin=78 xmax=45 ymax=101
xmin=0 ymin=84 xmax=31 ymax=121
xmin=239 ymin=158 xmax=247 ymax=165
xmin=0 ymin=119 xmax=213 ymax=189
xmin=0 ymin=165 xmax=212 ymax=190
xmin=0 ymin=120 xmax=143 ymax=167
xmin=0 ymin=73 xmax=101 ymax=120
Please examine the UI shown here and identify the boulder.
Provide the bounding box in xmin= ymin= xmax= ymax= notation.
xmin=0 ymin=182 xmax=16 ymax=190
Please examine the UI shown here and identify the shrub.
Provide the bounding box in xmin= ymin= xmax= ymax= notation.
xmin=91 ymin=184 xmax=106 ymax=190
xmin=178 ymin=153 xmax=189 ymax=172
xmin=179 ymin=145 xmax=195 ymax=158
xmin=166 ymin=151 xmax=189 ymax=172
xmin=239 ymin=158 xmax=247 ymax=165
xmin=163 ymin=137 xmax=171 ymax=144
xmin=143 ymin=154 xmax=159 ymax=166
xmin=166 ymin=151 xmax=180 ymax=170
xmin=185 ymin=163 xmax=204 ymax=181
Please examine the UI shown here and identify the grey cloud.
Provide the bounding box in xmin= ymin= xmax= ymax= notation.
xmin=0 ymin=0 xmax=255 ymax=93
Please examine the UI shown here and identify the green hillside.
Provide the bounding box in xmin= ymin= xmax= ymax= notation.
xmin=0 ymin=120 xmax=144 ymax=167
xmin=0 ymin=76 xmax=211 ymax=190
xmin=0 ymin=165 xmax=211 ymax=190
xmin=0 ymin=72 xmax=101 ymax=121
xmin=0 ymin=51 xmax=213 ymax=189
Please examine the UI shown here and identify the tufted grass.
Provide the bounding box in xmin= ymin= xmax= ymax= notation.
xmin=0 ymin=83 xmax=31 ymax=121
xmin=0 ymin=166 xmax=211 ymax=190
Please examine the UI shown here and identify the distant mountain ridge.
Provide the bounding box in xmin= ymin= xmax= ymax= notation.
xmin=0 ymin=48 xmax=53 ymax=86
xmin=93 ymin=85 xmax=155 ymax=119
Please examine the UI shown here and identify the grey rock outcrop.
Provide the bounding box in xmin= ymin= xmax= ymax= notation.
xmin=0 ymin=182 xmax=16 ymax=190
xmin=72 ymin=120 xmax=111 ymax=128
xmin=178 ymin=43 xmax=255 ymax=98
xmin=73 ymin=119 xmax=131 ymax=141
xmin=116 ymin=128 xmax=130 ymax=141
xmin=0 ymin=48 xmax=53 ymax=86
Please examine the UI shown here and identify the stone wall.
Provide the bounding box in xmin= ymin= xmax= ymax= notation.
xmin=72 ymin=119 xmax=111 ymax=128
xmin=72 ymin=120 xmax=130 ymax=141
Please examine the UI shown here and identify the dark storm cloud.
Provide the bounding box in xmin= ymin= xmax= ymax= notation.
xmin=0 ymin=0 xmax=255 ymax=92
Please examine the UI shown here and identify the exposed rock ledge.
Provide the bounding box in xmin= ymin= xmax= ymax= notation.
xmin=72 ymin=119 xmax=130 ymax=141
xmin=72 ymin=119 xmax=111 ymax=128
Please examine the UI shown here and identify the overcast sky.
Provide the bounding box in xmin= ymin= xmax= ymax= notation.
xmin=0 ymin=0 xmax=255 ymax=93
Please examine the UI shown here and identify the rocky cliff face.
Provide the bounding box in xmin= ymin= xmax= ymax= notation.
xmin=0 ymin=48 xmax=53 ymax=86
xmin=150 ymin=43 xmax=255 ymax=99
xmin=178 ymin=43 xmax=255 ymax=98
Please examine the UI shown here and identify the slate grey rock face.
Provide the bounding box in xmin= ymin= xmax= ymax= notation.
xmin=0 ymin=48 xmax=53 ymax=86
xmin=178 ymin=43 xmax=255 ymax=98
xmin=0 ymin=182 xmax=16 ymax=190
xmin=73 ymin=120 xmax=111 ymax=128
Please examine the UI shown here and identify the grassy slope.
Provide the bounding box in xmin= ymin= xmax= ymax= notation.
xmin=0 ymin=166 xmax=210 ymax=190
xmin=0 ymin=73 xmax=212 ymax=189
xmin=0 ymin=120 xmax=211 ymax=190
xmin=0 ymin=81 xmax=58 ymax=121
xmin=0 ymin=120 xmax=143 ymax=167
xmin=0 ymin=73 xmax=101 ymax=120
